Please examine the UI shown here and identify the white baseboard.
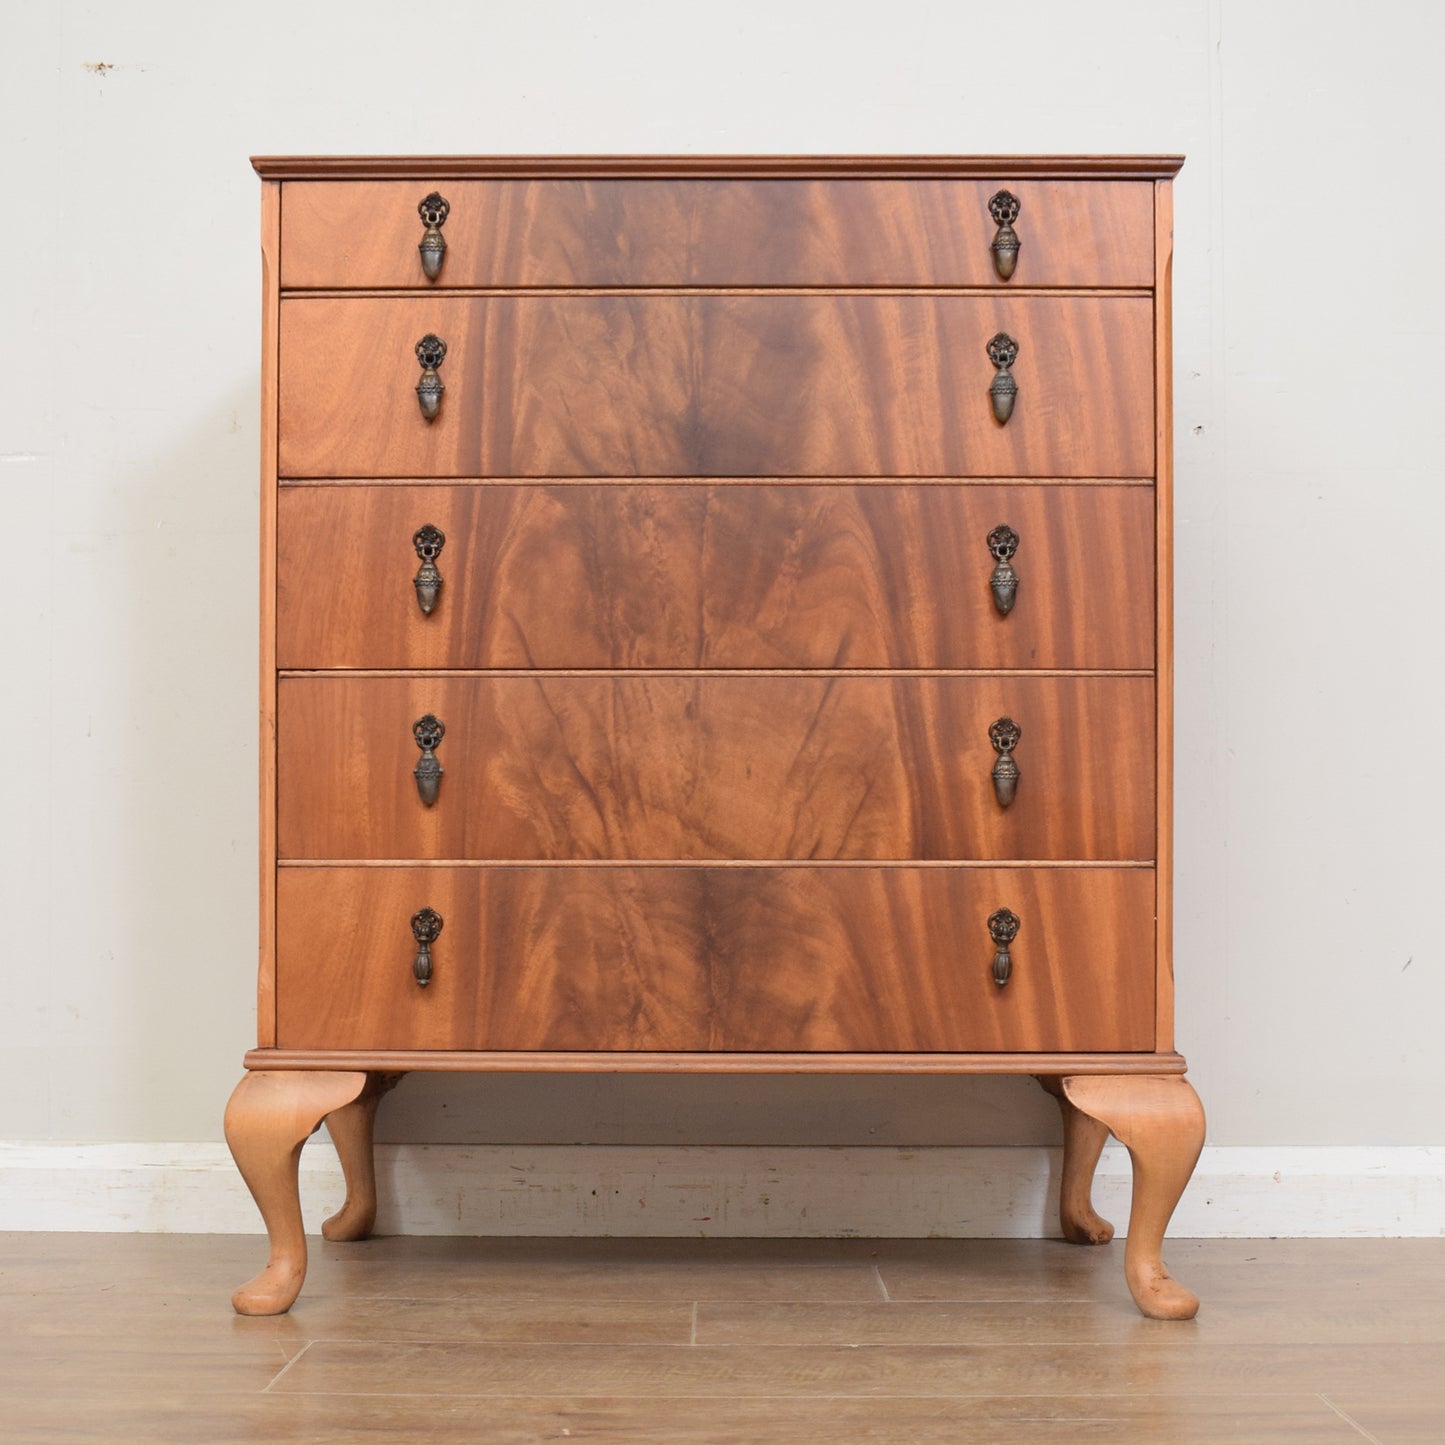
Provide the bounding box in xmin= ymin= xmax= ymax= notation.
xmin=1 ymin=1141 xmax=1441 ymax=1237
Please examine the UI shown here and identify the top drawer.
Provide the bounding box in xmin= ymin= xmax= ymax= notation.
xmin=279 ymin=179 xmax=1155 ymax=290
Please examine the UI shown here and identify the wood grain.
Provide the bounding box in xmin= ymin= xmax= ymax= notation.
xmin=1036 ymin=1075 xmax=1115 ymax=1245
xmin=254 ymin=153 xmax=1187 ymax=179
xmin=223 ymin=1070 xmax=368 ymax=1315
xmin=258 ymin=179 xmax=280 ymax=1048
xmin=274 ymin=866 xmax=1156 ymax=1052
xmin=10 ymin=1233 xmax=1444 ymax=1443
xmin=276 ymin=675 xmax=1155 ymax=862
xmin=319 ymin=1071 xmax=401 ymax=1243
xmin=277 ymin=295 xmax=1155 ymax=478
xmin=275 ymin=484 xmax=1156 ymax=670
xmin=1064 ymin=1075 xmax=1206 ymax=1320
xmin=243 ymin=1049 xmax=1186 ymax=1074
xmin=1154 ymin=178 xmax=1176 ymax=1052
xmin=279 ymin=179 xmax=1154 ymax=289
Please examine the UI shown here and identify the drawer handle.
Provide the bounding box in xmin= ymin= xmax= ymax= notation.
xmin=987 ymin=333 xmax=1019 ymax=424
xmin=989 ymin=717 xmax=1022 ymax=808
xmin=988 ymin=190 xmax=1021 ymax=280
xmin=412 ymin=714 xmax=445 ymax=806
xmin=988 ymin=908 xmax=1020 ymax=987
xmin=412 ymin=524 xmax=446 ymax=615
xmin=414 ymin=333 xmax=447 ymax=422
xmin=417 ymin=191 xmax=450 ymax=281
xmin=411 ymin=907 xmax=443 ymax=988
xmin=987 ymin=524 xmax=1020 ymax=615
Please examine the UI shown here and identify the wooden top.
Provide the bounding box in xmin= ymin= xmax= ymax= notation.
xmin=251 ymin=154 xmax=1186 ymax=181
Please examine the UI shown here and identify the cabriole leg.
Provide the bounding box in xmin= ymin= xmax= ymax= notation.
xmin=223 ymin=1069 xmax=368 ymax=1316
xmin=321 ymin=1071 xmax=404 ymax=1242
xmin=1062 ymin=1074 xmax=1206 ymax=1320
xmin=1036 ymin=1075 xmax=1115 ymax=1245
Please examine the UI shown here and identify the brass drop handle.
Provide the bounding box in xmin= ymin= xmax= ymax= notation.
xmin=411 ymin=907 xmax=443 ymax=987
xmin=412 ymin=524 xmax=445 ymax=615
xmin=987 ymin=333 xmax=1019 ymax=424
xmin=989 ymin=717 xmax=1021 ymax=808
xmin=988 ymin=908 xmax=1020 ymax=987
xmin=415 ymin=333 xmax=447 ymax=421
xmin=988 ymin=190 xmax=1021 ymax=280
xmin=987 ymin=524 xmax=1019 ymax=615
xmin=417 ymin=192 xmax=450 ymax=280
xmin=412 ymin=714 xmax=445 ymax=806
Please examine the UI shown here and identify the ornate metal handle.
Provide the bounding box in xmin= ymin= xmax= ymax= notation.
xmin=988 ymin=190 xmax=1021 ymax=280
xmin=988 ymin=908 xmax=1020 ymax=987
xmin=412 ymin=714 xmax=445 ymax=806
xmin=415 ymin=333 xmax=447 ymax=421
xmin=987 ymin=524 xmax=1019 ymax=615
xmin=411 ymin=907 xmax=443 ymax=987
xmin=989 ymin=717 xmax=1021 ymax=808
xmin=987 ymin=333 xmax=1019 ymax=424
xmin=412 ymin=524 xmax=445 ymax=615
xmin=418 ymin=192 xmax=450 ymax=281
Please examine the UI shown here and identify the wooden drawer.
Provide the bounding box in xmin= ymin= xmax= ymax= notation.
xmin=277 ymin=295 xmax=1154 ymax=478
xmin=275 ymin=865 xmax=1156 ymax=1052
xmin=276 ymin=483 xmax=1155 ymax=671
xmin=276 ymin=675 xmax=1154 ymax=862
xmin=278 ymin=179 xmax=1155 ymax=290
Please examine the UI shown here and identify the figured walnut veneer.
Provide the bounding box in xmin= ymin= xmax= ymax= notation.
xmin=278 ymin=295 xmax=1154 ymax=478
xmin=279 ymin=178 xmax=1155 ymax=289
xmin=275 ymin=865 xmax=1157 ymax=1054
xmin=276 ymin=674 xmax=1155 ymax=862
xmin=276 ymin=483 xmax=1156 ymax=671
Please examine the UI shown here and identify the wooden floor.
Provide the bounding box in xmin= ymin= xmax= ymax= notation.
xmin=2 ymin=1235 xmax=1442 ymax=1442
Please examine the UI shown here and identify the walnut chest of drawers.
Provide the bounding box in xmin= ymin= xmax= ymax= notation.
xmin=226 ymin=155 xmax=1204 ymax=1320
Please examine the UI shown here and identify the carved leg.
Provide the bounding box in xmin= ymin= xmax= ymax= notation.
xmin=1036 ymin=1075 xmax=1115 ymax=1244
xmin=223 ymin=1069 xmax=368 ymax=1316
xmin=321 ymin=1071 xmax=404 ymax=1242
xmin=1062 ymin=1075 xmax=1206 ymax=1320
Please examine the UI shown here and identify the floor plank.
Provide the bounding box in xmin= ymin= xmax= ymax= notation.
xmin=5 ymin=1234 xmax=1444 ymax=1442
xmin=698 ymin=1295 xmax=1445 ymax=1346
xmin=0 ymin=1391 xmax=1366 ymax=1444
xmin=1326 ymin=1393 xmax=1445 ymax=1443
xmin=268 ymin=1338 xmax=1445 ymax=1400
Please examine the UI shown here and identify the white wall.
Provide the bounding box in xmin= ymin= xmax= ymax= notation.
xmin=1 ymin=0 xmax=1440 ymax=1154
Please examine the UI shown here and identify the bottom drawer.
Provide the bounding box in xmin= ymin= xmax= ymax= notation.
xmin=276 ymin=867 xmax=1155 ymax=1053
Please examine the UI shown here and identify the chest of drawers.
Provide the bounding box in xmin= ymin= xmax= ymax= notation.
xmin=225 ymin=155 xmax=1204 ymax=1320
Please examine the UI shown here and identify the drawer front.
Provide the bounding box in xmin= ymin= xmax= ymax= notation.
xmin=277 ymin=676 xmax=1155 ymax=862
xmin=277 ymin=295 xmax=1154 ymax=478
xmin=277 ymin=484 xmax=1155 ymax=671
xmin=275 ymin=866 xmax=1156 ymax=1052
xmin=279 ymin=179 xmax=1155 ymax=290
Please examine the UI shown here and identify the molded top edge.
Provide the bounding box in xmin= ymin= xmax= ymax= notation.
xmin=251 ymin=154 xmax=1185 ymax=181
